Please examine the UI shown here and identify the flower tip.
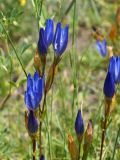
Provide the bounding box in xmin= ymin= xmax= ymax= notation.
xmin=103 ymin=72 xmax=115 ymax=98
xmin=96 ymin=39 xmax=107 ymax=57
xmin=26 ymin=110 xmax=38 ymax=137
xmin=75 ymin=109 xmax=84 ymax=136
xmin=40 ymin=155 xmax=45 ymax=160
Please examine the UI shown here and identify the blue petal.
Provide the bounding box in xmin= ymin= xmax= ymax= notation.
xmin=108 ymin=56 xmax=120 ymax=83
xmin=36 ymin=78 xmax=44 ymax=95
xmin=34 ymin=71 xmax=39 ymax=81
xmin=24 ymin=92 xmax=33 ymax=110
xmin=96 ymin=39 xmax=107 ymax=57
xmin=75 ymin=110 xmax=84 ymax=135
xmin=116 ymin=57 xmax=120 ymax=83
xmin=53 ymin=22 xmax=61 ymax=55
xmin=38 ymin=28 xmax=48 ymax=54
xmin=103 ymin=72 xmax=115 ymax=97
xmin=33 ymin=71 xmax=39 ymax=91
xmin=24 ymin=72 xmax=44 ymax=110
xmin=45 ymin=19 xmax=54 ymax=46
xmin=27 ymin=74 xmax=33 ymax=91
xmin=28 ymin=92 xmax=38 ymax=109
xmin=59 ymin=25 xmax=69 ymax=55
xmin=114 ymin=57 xmax=120 ymax=83
xmin=27 ymin=110 xmax=38 ymax=134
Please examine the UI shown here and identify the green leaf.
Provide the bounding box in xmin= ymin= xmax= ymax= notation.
xmin=0 ymin=64 xmax=8 ymax=72
xmin=21 ymin=44 xmax=31 ymax=55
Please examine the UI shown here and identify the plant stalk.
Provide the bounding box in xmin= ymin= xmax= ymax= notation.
xmin=111 ymin=125 xmax=120 ymax=160
xmin=32 ymin=139 xmax=36 ymax=160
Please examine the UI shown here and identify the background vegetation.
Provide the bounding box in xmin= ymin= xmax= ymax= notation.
xmin=0 ymin=0 xmax=120 ymax=159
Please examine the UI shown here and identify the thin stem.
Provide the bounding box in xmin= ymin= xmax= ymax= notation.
xmin=46 ymin=107 xmax=52 ymax=160
xmin=99 ymin=116 xmax=108 ymax=160
xmin=72 ymin=0 xmax=76 ymax=46
xmin=71 ymin=0 xmax=76 ymax=125
xmin=0 ymin=21 xmax=27 ymax=77
xmin=82 ymin=152 xmax=88 ymax=160
xmin=9 ymin=55 xmax=12 ymax=94
xmin=78 ymin=143 xmax=81 ymax=160
xmin=61 ymin=0 xmax=76 ymax=20
xmin=32 ymin=139 xmax=36 ymax=160
xmin=39 ymin=104 xmax=42 ymax=157
xmin=34 ymin=0 xmax=44 ymax=30
xmin=35 ymin=0 xmax=40 ymax=30
xmin=39 ymin=93 xmax=46 ymax=157
xmin=39 ymin=0 xmax=44 ymax=21
xmin=111 ymin=125 xmax=120 ymax=160
xmin=41 ymin=93 xmax=46 ymax=114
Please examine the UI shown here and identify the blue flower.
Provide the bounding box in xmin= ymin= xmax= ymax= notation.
xmin=53 ymin=22 xmax=69 ymax=56
xmin=75 ymin=110 xmax=84 ymax=135
xmin=108 ymin=56 xmax=120 ymax=84
xmin=45 ymin=19 xmax=54 ymax=46
xmin=96 ymin=39 xmax=107 ymax=57
xmin=38 ymin=19 xmax=54 ymax=54
xmin=27 ymin=110 xmax=38 ymax=134
xmin=40 ymin=155 xmax=45 ymax=160
xmin=103 ymin=72 xmax=115 ymax=98
xmin=24 ymin=72 xmax=44 ymax=110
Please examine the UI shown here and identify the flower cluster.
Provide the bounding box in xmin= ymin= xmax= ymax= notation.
xmin=38 ymin=19 xmax=69 ymax=56
xmin=24 ymin=18 xmax=69 ymax=159
xmin=68 ymin=109 xmax=93 ymax=159
xmin=24 ymin=72 xmax=44 ymax=136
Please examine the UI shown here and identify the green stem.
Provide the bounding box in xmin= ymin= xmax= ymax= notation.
xmin=39 ymin=93 xmax=46 ymax=157
xmin=0 ymin=21 xmax=27 ymax=77
xmin=39 ymin=104 xmax=42 ymax=157
xmin=99 ymin=116 xmax=108 ymax=160
xmin=61 ymin=0 xmax=76 ymax=20
xmin=46 ymin=108 xmax=52 ymax=160
xmin=82 ymin=151 xmax=88 ymax=160
xmin=78 ymin=143 xmax=81 ymax=160
xmin=111 ymin=125 xmax=120 ymax=160
xmin=34 ymin=0 xmax=44 ymax=30
xmin=9 ymin=55 xmax=12 ymax=94
xmin=72 ymin=0 xmax=76 ymax=46
xmin=32 ymin=139 xmax=36 ymax=160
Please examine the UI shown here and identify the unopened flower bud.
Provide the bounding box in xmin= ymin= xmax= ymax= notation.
xmin=68 ymin=134 xmax=79 ymax=160
xmin=82 ymin=120 xmax=93 ymax=160
xmin=84 ymin=120 xmax=93 ymax=146
xmin=75 ymin=109 xmax=84 ymax=142
xmin=40 ymin=155 xmax=45 ymax=160
xmin=25 ymin=110 xmax=38 ymax=138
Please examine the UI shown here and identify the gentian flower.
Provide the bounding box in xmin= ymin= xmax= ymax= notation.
xmin=40 ymin=155 xmax=45 ymax=160
xmin=38 ymin=19 xmax=54 ymax=54
xmin=108 ymin=56 xmax=120 ymax=84
xmin=75 ymin=110 xmax=84 ymax=136
xmin=53 ymin=22 xmax=69 ymax=56
xmin=27 ymin=110 xmax=38 ymax=134
xmin=103 ymin=72 xmax=115 ymax=98
xmin=96 ymin=39 xmax=107 ymax=57
xmin=24 ymin=72 xmax=44 ymax=110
